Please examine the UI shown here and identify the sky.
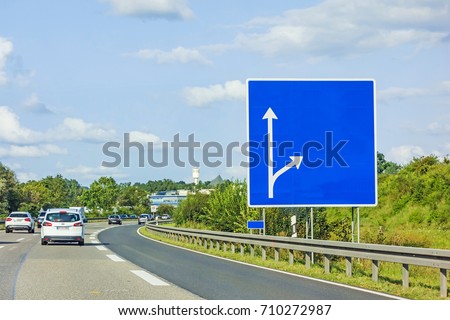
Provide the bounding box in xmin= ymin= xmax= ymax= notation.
xmin=0 ymin=0 xmax=449 ymax=186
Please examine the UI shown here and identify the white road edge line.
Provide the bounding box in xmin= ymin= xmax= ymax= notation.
xmin=130 ymin=270 xmax=169 ymax=286
xmin=136 ymin=228 xmax=405 ymax=300
xmin=106 ymin=254 xmax=125 ymax=262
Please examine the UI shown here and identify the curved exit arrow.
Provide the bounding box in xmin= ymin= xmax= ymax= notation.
xmin=263 ymin=107 xmax=302 ymax=198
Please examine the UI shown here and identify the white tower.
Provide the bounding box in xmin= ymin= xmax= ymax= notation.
xmin=192 ymin=167 xmax=200 ymax=186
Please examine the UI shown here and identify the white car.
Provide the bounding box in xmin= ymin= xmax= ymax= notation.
xmin=138 ymin=214 xmax=151 ymax=225
xmin=5 ymin=212 xmax=35 ymax=233
xmin=41 ymin=208 xmax=85 ymax=245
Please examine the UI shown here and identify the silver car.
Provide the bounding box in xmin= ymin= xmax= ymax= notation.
xmin=5 ymin=212 xmax=35 ymax=233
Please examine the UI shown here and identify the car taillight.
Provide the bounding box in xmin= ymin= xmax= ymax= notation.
xmin=43 ymin=221 xmax=52 ymax=227
xmin=74 ymin=222 xmax=83 ymax=227
xmin=25 ymin=218 xmax=31 ymax=222
xmin=6 ymin=217 xmax=12 ymax=221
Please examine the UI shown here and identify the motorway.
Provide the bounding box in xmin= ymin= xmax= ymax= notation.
xmin=0 ymin=222 xmax=395 ymax=300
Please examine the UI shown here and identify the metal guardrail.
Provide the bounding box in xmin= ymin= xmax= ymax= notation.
xmin=145 ymin=224 xmax=450 ymax=298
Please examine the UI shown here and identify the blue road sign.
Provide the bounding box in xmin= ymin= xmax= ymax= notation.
xmin=247 ymin=220 xmax=265 ymax=229
xmin=247 ymin=79 xmax=377 ymax=207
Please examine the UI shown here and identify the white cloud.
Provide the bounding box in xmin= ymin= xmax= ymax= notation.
xmin=126 ymin=46 xmax=211 ymax=65
xmin=425 ymin=122 xmax=450 ymax=135
xmin=0 ymin=36 xmax=13 ymax=85
xmin=16 ymin=172 xmax=39 ymax=183
xmin=183 ymin=80 xmax=246 ymax=107
xmin=128 ymin=131 xmax=161 ymax=145
xmin=388 ymin=145 xmax=426 ymax=164
xmin=0 ymin=106 xmax=115 ymax=144
xmin=232 ymin=0 xmax=449 ymax=57
xmin=0 ymin=144 xmax=67 ymax=158
xmin=64 ymin=165 xmax=127 ymax=181
xmin=56 ymin=118 xmax=116 ymax=142
xmin=101 ymin=0 xmax=193 ymax=20
xmin=23 ymin=93 xmax=53 ymax=114
xmin=0 ymin=106 xmax=43 ymax=143
xmin=378 ymin=87 xmax=430 ymax=102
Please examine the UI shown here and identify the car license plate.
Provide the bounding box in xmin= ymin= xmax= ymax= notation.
xmin=57 ymin=226 xmax=69 ymax=230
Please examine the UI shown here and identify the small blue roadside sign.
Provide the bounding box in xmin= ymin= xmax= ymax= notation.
xmin=247 ymin=79 xmax=377 ymax=207
xmin=247 ymin=220 xmax=265 ymax=229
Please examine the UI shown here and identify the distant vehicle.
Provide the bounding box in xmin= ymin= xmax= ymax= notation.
xmin=70 ymin=207 xmax=88 ymax=223
xmin=36 ymin=210 xmax=47 ymax=228
xmin=129 ymin=214 xmax=137 ymax=219
xmin=120 ymin=214 xmax=129 ymax=219
xmin=138 ymin=214 xmax=151 ymax=225
xmin=160 ymin=214 xmax=171 ymax=220
xmin=108 ymin=214 xmax=122 ymax=225
xmin=5 ymin=212 xmax=35 ymax=233
xmin=41 ymin=208 xmax=84 ymax=245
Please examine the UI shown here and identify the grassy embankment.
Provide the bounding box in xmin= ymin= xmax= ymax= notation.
xmin=139 ymin=226 xmax=449 ymax=300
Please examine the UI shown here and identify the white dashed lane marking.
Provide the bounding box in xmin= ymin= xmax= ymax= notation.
xmin=96 ymin=245 xmax=108 ymax=251
xmin=16 ymin=238 xmax=25 ymax=242
xmin=130 ymin=270 xmax=169 ymax=286
xmin=106 ymin=254 xmax=125 ymax=262
xmin=0 ymin=246 xmax=4 ymax=249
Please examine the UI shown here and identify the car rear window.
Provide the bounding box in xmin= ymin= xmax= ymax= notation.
xmin=46 ymin=213 xmax=80 ymax=222
xmin=10 ymin=213 xmax=28 ymax=218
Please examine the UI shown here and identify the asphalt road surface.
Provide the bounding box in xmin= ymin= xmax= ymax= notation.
xmin=98 ymin=224 xmax=396 ymax=300
xmin=0 ymin=222 xmax=199 ymax=300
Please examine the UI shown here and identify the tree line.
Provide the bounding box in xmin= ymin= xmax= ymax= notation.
xmin=1 ymin=153 xmax=449 ymax=248
xmin=0 ymin=166 xmax=198 ymax=217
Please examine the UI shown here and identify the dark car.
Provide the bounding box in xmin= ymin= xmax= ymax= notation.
xmin=108 ymin=214 xmax=122 ymax=225
xmin=36 ymin=210 xmax=46 ymax=228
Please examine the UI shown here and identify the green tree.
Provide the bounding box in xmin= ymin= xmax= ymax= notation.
xmin=80 ymin=177 xmax=119 ymax=214
xmin=205 ymin=181 xmax=259 ymax=233
xmin=156 ymin=204 xmax=175 ymax=216
xmin=173 ymin=192 xmax=210 ymax=226
xmin=0 ymin=162 xmax=21 ymax=213
xmin=377 ymin=152 xmax=401 ymax=174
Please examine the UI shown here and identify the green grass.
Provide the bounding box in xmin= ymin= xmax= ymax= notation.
xmin=138 ymin=227 xmax=449 ymax=300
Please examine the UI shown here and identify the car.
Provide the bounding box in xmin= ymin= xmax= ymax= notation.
xmin=5 ymin=212 xmax=35 ymax=233
xmin=138 ymin=214 xmax=151 ymax=225
xmin=40 ymin=208 xmax=85 ymax=245
xmin=36 ymin=210 xmax=46 ymax=228
xmin=160 ymin=214 xmax=171 ymax=220
xmin=129 ymin=214 xmax=137 ymax=219
xmin=108 ymin=214 xmax=122 ymax=225
xmin=120 ymin=214 xmax=129 ymax=219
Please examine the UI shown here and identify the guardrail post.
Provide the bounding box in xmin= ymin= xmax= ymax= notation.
xmin=346 ymin=257 xmax=352 ymax=276
xmin=240 ymin=244 xmax=245 ymax=256
xmin=203 ymin=239 xmax=208 ymax=249
xmin=262 ymin=246 xmax=266 ymax=261
xmin=289 ymin=249 xmax=294 ymax=265
xmin=231 ymin=243 xmax=235 ymax=254
xmin=305 ymin=252 xmax=311 ymax=269
xmin=440 ymin=268 xmax=448 ymax=298
xmin=250 ymin=244 xmax=255 ymax=257
xmin=372 ymin=260 xmax=379 ymax=282
xmin=402 ymin=264 xmax=409 ymax=288
xmin=274 ymin=247 xmax=280 ymax=262
xmin=216 ymin=240 xmax=220 ymax=250
xmin=223 ymin=242 xmax=227 ymax=252
xmin=324 ymin=255 xmax=330 ymax=274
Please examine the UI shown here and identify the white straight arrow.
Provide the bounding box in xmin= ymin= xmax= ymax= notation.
xmin=262 ymin=107 xmax=302 ymax=198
